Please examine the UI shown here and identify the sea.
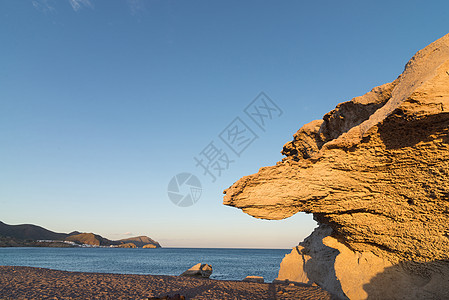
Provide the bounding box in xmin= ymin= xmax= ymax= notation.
xmin=0 ymin=247 xmax=291 ymax=282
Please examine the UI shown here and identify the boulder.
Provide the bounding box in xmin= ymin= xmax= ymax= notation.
xmin=180 ymin=263 xmax=212 ymax=278
xmin=223 ymin=33 xmax=449 ymax=299
xmin=143 ymin=244 xmax=157 ymax=249
xmin=243 ymin=276 xmax=264 ymax=283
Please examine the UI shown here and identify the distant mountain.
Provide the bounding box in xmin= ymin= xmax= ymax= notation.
xmin=66 ymin=233 xmax=121 ymax=247
xmin=0 ymin=221 xmax=161 ymax=248
xmin=118 ymin=236 xmax=161 ymax=248
xmin=0 ymin=221 xmax=70 ymax=241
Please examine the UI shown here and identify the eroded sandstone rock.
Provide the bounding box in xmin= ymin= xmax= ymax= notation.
xmin=223 ymin=33 xmax=449 ymax=299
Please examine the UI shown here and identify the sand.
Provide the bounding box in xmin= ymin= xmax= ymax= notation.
xmin=0 ymin=266 xmax=334 ymax=299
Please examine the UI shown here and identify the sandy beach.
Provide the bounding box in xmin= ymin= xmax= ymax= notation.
xmin=0 ymin=266 xmax=334 ymax=299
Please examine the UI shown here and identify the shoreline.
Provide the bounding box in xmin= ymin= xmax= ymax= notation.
xmin=0 ymin=247 xmax=292 ymax=283
xmin=0 ymin=266 xmax=334 ymax=299
xmin=0 ymin=245 xmax=291 ymax=249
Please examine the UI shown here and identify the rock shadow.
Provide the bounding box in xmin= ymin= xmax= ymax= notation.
xmin=377 ymin=111 xmax=449 ymax=150
xmin=291 ymin=224 xmax=348 ymax=300
xmin=363 ymin=260 xmax=449 ymax=300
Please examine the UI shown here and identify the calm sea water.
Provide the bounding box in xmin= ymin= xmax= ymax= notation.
xmin=0 ymin=248 xmax=290 ymax=282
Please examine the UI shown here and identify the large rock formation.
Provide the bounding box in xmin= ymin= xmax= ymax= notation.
xmin=223 ymin=33 xmax=449 ymax=299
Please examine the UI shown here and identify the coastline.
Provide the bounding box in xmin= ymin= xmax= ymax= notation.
xmin=0 ymin=247 xmax=291 ymax=282
xmin=0 ymin=266 xmax=334 ymax=300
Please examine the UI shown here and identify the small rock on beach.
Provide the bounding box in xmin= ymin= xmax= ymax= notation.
xmin=243 ymin=276 xmax=264 ymax=283
xmin=180 ymin=263 xmax=212 ymax=278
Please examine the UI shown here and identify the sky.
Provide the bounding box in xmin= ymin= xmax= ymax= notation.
xmin=0 ymin=0 xmax=448 ymax=248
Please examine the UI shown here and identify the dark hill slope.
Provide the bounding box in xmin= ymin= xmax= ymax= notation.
xmin=0 ymin=221 xmax=69 ymax=241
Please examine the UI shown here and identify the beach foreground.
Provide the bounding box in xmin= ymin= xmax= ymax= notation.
xmin=0 ymin=266 xmax=333 ymax=299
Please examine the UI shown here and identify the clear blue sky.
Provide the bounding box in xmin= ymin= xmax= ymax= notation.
xmin=0 ymin=0 xmax=448 ymax=248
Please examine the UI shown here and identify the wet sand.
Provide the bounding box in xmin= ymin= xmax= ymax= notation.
xmin=0 ymin=266 xmax=334 ymax=299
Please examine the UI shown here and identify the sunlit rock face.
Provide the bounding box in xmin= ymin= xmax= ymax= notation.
xmin=224 ymin=33 xmax=449 ymax=299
